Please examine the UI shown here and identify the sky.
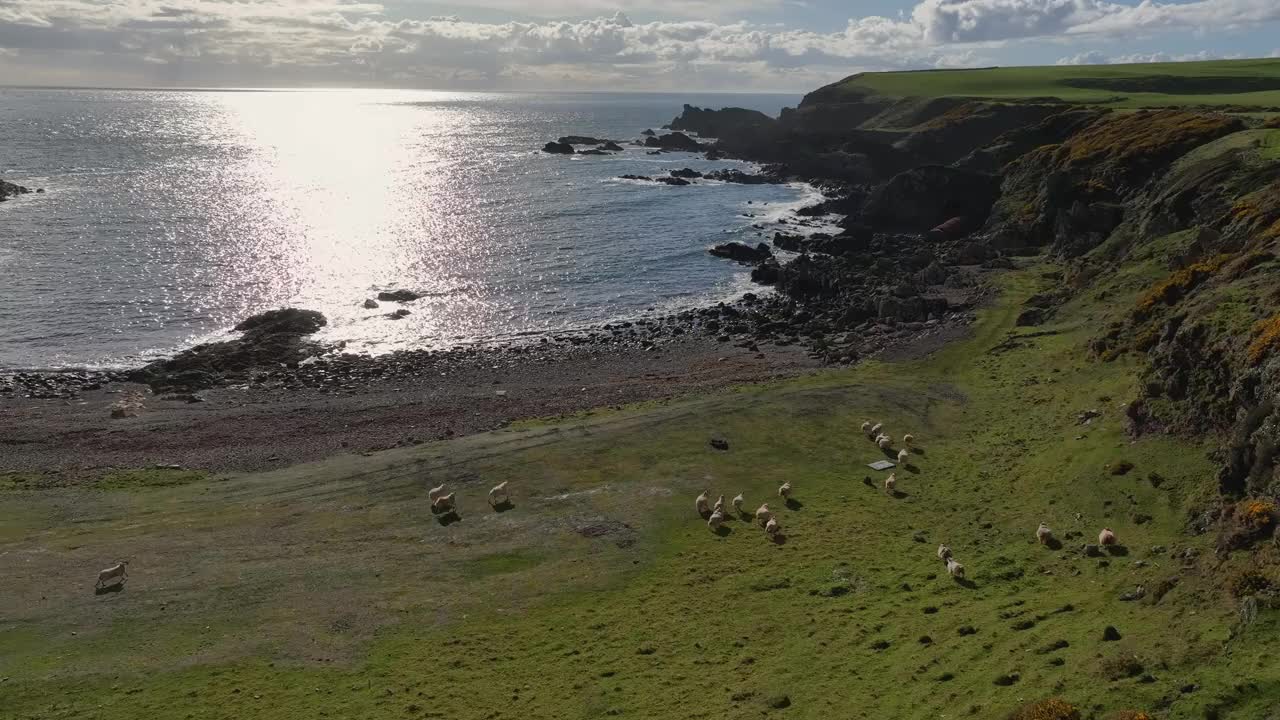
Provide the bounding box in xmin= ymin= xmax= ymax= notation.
xmin=1 ymin=0 xmax=1279 ymax=91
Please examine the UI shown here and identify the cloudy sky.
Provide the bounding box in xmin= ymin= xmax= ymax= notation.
xmin=1 ymin=0 xmax=1278 ymax=91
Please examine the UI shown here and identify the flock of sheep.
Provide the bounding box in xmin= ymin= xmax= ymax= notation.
xmin=686 ymin=420 xmax=1123 ymax=582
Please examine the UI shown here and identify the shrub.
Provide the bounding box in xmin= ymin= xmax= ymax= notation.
xmin=1059 ymin=111 xmax=1242 ymax=182
xmin=1133 ymin=325 xmax=1161 ymax=352
xmin=1240 ymin=498 xmax=1278 ymax=530
xmin=1228 ymin=568 xmax=1272 ymax=598
xmin=1248 ymin=313 xmax=1280 ymax=363
xmin=1264 ymin=115 xmax=1280 ymax=130
xmin=1100 ymin=652 xmax=1145 ymax=681
xmin=1007 ymin=698 xmax=1081 ymax=720
xmin=1134 ymin=254 xmax=1234 ymax=315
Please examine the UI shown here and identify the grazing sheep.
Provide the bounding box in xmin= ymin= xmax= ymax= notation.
xmin=1099 ymin=527 xmax=1117 ymax=546
xmin=1036 ymin=523 xmax=1053 ymax=545
xmin=765 ymin=517 xmax=781 ymax=538
xmin=755 ymin=503 xmax=773 ymax=526
xmin=903 ymin=433 xmax=915 ymax=447
xmin=937 ymin=544 xmax=952 ymax=561
xmin=428 ymin=484 xmax=447 ymax=503
xmin=96 ymin=561 xmax=128 ymax=588
xmin=732 ymin=493 xmax=745 ymax=512
xmin=878 ymin=435 xmax=893 ymax=450
xmin=861 ymin=420 xmax=873 ymax=436
xmin=946 ymin=557 xmax=965 ymax=579
xmin=778 ymin=482 xmax=792 ymax=500
xmin=488 ymin=481 xmax=509 ymax=507
xmin=897 ymin=448 xmax=910 ymax=465
xmin=433 ymin=493 xmax=456 ymax=513
xmin=884 ymin=473 xmax=897 ymax=495
xmin=708 ymin=510 xmax=725 ymax=531
xmin=870 ymin=422 xmax=884 ymax=437
xmin=695 ymin=490 xmax=711 ymax=516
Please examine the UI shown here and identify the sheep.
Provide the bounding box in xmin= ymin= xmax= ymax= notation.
xmin=946 ymin=557 xmax=965 ymax=579
xmin=765 ymin=517 xmax=781 ymax=538
xmin=878 ymin=435 xmax=893 ymax=450
xmin=433 ymin=493 xmax=456 ymax=513
xmin=428 ymin=483 xmax=447 ymax=503
xmin=861 ymin=420 xmax=873 ymax=436
xmin=1036 ymin=522 xmax=1053 ymax=545
xmin=488 ymin=481 xmax=510 ymax=507
xmin=713 ymin=494 xmax=727 ymax=515
xmin=778 ymin=482 xmax=792 ymax=500
xmin=937 ymin=544 xmax=952 ymax=561
xmin=870 ymin=422 xmax=883 ymax=437
xmin=732 ymin=493 xmax=745 ymax=513
xmin=884 ymin=472 xmax=897 ymax=495
xmin=695 ymin=490 xmax=711 ymax=516
xmin=755 ymin=503 xmax=773 ymax=526
xmin=708 ymin=510 xmax=725 ymax=531
xmin=96 ymin=561 xmax=128 ymax=588
xmin=897 ymin=448 xmax=910 ymax=465
xmin=1099 ymin=527 xmax=1117 ymax=546
xmin=903 ymin=433 xmax=915 ymax=447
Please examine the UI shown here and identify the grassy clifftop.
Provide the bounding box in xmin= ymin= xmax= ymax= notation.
xmin=4 ymin=267 xmax=1277 ymax=719
xmin=811 ymin=58 xmax=1280 ymax=110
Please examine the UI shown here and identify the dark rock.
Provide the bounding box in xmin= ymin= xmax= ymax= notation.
xmin=710 ymin=242 xmax=772 ymax=263
xmin=542 ymin=141 xmax=575 ymax=155
xmin=378 ymin=290 xmax=422 ymax=302
xmin=710 ymin=437 xmax=729 ymax=451
xmin=670 ymin=168 xmax=703 ymax=179
xmin=619 ymin=174 xmax=652 ymax=182
xmin=765 ymin=695 xmax=791 ymax=709
xmin=362 ymin=299 xmax=380 ymax=310
xmin=993 ymin=673 xmax=1020 ymax=686
xmin=641 ymin=129 xmax=656 ymax=136
xmin=643 ymin=132 xmax=703 ymax=152
xmin=600 ymin=141 xmax=624 ymax=152
xmin=1102 ymin=625 xmax=1122 ymax=641
xmin=577 ymin=149 xmax=613 ymax=156
xmin=1016 ymin=308 xmax=1047 ymax=327
xmin=234 ymin=308 xmax=327 ymax=336
xmin=668 ymin=104 xmax=776 ymax=139
xmin=863 ymin=166 xmax=1001 ymax=232
xmin=654 ymin=176 xmax=691 ymax=186
xmin=704 ymin=169 xmax=777 ymax=185
xmin=751 ymin=259 xmax=781 ymax=285
xmin=558 ymin=136 xmax=609 ymax=145
xmin=388 ymin=309 xmax=411 ymax=320
xmin=0 ymin=179 xmax=32 ymax=201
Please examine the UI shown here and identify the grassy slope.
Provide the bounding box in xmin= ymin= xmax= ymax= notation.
xmin=827 ymin=58 xmax=1280 ymax=109
xmin=3 ymin=266 xmax=1278 ymax=719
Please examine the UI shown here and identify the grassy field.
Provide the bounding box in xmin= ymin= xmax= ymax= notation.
xmin=826 ymin=58 xmax=1280 ymax=109
xmin=3 ymin=264 xmax=1277 ymax=719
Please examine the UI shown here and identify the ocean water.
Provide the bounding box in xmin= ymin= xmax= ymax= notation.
xmin=0 ymin=88 xmax=821 ymax=370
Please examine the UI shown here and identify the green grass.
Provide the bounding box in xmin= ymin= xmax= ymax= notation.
xmin=827 ymin=58 xmax=1280 ymax=109
xmin=1174 ymin=128 xmax=1280 ymax=166
xmin=2 ymin=266 xmax=1277 ymax=719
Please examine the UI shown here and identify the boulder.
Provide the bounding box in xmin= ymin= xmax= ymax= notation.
xmin=619 ymin=174 xmax=653 ymax=182
xmin=362 ymin=299 xmax=380 ymax=309
xmin=710 ymin=242 xmax=772 ymax=263
xmin=558 ymin=136 xmax=609 ymax=145
xmin=388 ymin=309 xmax=411 ymax=320
xmin=542 ymin=141 xmax=575 ymax=155
xmin=378 ymin=289 xmax=422 ymax=302
xmin=641 ymin=129 xmax=656 ymax=136
xmin=654 ymin=177 xmax=691 ymax=186
xmin=751 ymin=259 xmax=781 ymax=285
xmin=600 ymin=141 xmax=624 ymax=151
xmin=0 ymin=179 xmax=32 ymax=201
xmin=234 ymin=308 xmax=327 ymax=336
xmin=577 ymin=149 xmax=613 ymax=156
xmin=670 ymin=168 xmax=703 ymax=179
xmin=703 ymin=169 xmax=777 ymax=185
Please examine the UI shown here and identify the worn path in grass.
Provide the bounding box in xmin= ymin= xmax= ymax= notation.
xmin=3 ymin=266 xmax=1276 ymax=719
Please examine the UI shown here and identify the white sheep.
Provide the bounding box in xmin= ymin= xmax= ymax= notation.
xmin=695 ymin=490 xmax=711 ymax=516
xmin=1036 ymin=523 xmax=1053 ymax=545
xmin=903 ymin=433 xmax=915 ymax=447
xmin=778 ymin=482 xmax=792 ymax=500
xmin=861 ymin=420 xmax=873 ymax=436
xmin=713 ymin=494 xmax=727 ymax=515
xmin=96 ymin=561 xmax=128 ymax=588
xmin=732 ymin=493 xmax=745 ymax=513
xmin=428 ymin=483 xmax=447 ymax=503
xmin=755 ymin=503 xmax=773 ymax=526
xmin=765 ymin=517 xmax=781 ymax=538
xmin=884 ymin=472 xmax=897 ymax=495
xmin=708 ymin=510 xmax=725 ymax=531
xmin=433 ymin=492 xmax=456 ymax=513
xmin=937 ymin=544 xmax=952 ymax=561
xmin=488 ymin=481 xmax=509 ymax=507
xmin=1099 ymin=527 xmax=1117 ymax=546
xmin=946 ymin=557 xmax=965 ymax=579
xmin=870 ymin=422 xmax=884 ymax=437
xmin=897 ymin=448 xmax=910 ymax=465
xmin=878 ymin=435 xmax=893 ymax=450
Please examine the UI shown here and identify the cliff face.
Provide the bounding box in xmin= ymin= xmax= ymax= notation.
xmin=671 ymin=92 xmax=1280 ymax=517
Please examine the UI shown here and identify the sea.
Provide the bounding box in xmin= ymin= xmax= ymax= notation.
xmin=0 ymin=88 xmax=830 ymax=371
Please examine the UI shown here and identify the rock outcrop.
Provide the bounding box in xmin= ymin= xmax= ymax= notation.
xmin=1 ymin=179 xmax=32 ymax=201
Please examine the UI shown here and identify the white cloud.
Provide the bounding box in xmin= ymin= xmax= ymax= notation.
xmin=0 ymin=0 xmax=1277 ymax=89
xmin=1057 ymin=49 xmax=1246 ymax=65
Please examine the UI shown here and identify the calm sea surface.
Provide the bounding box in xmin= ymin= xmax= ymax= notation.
xmin=0 ymin=89 xmax=821 ymax=370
